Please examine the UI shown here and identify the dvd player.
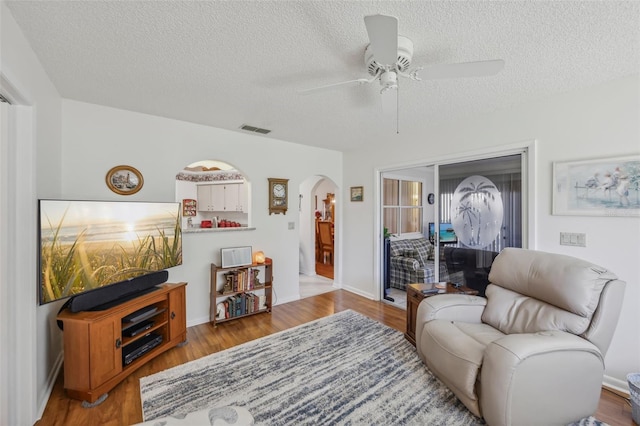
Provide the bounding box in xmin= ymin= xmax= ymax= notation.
xmin=122 ymin=333 xmax=163 ymax=366
xmin=122 ymin=305 xmax=159 ymax=323
xmin=122 ymin=319 xmax=155 ymax=338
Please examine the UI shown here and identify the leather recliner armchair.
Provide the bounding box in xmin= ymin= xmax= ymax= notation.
xmin=415 ymin=248 xmax=625 ymax=426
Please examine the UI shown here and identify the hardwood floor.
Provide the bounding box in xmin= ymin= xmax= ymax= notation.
xmin=37 ymin=290 xmax=633 ymax=426
xmin=316 ymin=261 xmax=334 ymax=279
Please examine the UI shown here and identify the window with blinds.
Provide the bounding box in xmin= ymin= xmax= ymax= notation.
xmin=383 ymin=178 xmax=423 ymax=236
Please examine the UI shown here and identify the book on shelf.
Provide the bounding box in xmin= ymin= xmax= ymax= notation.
xmin=221 ymin=267 xmax=262 ymax=294
xmin=220 ymin=292 xmax=264 ymax=319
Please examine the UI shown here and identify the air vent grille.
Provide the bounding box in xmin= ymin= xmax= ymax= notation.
xmin=240 ymin=124 xmax=271 ymax=135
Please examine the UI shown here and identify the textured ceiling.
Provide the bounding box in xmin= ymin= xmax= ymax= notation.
xmin=6 ymin=1 xmax=640 ymax=152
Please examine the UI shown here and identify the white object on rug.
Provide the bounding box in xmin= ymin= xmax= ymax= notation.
xmin=134 ymin=405 xmax=254 ymax=426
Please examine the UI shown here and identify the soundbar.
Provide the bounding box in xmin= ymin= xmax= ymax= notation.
xmin=66 ymin=270 xmax=169 ymax=312
xmin=122 ymin=333 xmax=163 ymax=366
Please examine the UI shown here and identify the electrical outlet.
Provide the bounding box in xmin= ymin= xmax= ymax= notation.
xmin=288 ymin=222 xmax=295 ymax=230
xmin=560 ymin=232 xmax=586 ymax=247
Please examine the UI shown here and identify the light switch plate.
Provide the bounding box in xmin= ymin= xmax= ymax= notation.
xmin=560 ymin=232 xmax=586 ymax=247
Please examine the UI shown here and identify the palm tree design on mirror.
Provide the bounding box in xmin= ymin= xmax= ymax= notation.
xmin=450 ymin=175 xmax=503 ymax=249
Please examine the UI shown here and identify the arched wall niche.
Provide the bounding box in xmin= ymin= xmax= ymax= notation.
xmin=175 ymin=160 xmax=251 ymax=230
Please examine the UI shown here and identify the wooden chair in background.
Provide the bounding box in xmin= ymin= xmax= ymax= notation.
xmin=317 ymin=221 xmax=334 ymax=265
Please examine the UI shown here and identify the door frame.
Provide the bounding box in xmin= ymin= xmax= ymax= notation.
xmin=374 ymin=140 xmax=536 ymax=302
xmin=0 ymin=77 xmax=38 ymax=424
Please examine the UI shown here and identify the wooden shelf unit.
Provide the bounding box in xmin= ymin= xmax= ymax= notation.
xmin=56 ymin=282 xmax=187 ymax=404
xmin=210 ymin=259 xmax=272 ymax=326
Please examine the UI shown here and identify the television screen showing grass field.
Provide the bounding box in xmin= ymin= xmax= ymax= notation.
xmin=39 ymin=200 xmax=182 ymax=304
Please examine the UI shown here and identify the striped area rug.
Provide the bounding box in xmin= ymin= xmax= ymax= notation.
xmin=139 ymin=310 xmax=605 ymax=425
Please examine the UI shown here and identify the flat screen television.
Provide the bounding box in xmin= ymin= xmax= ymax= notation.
xmin=39 ymin=199 xmax=182 ymax=306
xmin=428 ymin=222 xmax=458 ymax=244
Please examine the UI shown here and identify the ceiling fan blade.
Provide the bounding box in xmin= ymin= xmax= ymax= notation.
xmin=297 ymin=78 xmax=372 ymax=95
xmin=364 ymin=14 xmax=399 ymax=66
xmin=418 ymin=59 xmax=505 ymax=80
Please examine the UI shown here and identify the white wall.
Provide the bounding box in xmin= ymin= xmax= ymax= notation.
xmin=342 ymin=74 xmax=640 ymax=390
xmin=61 ymin=100 xmax=343 ymax=325
xmin=1 ymin=2 xmax=63 ymax=423
xmin=299 ymin=175 xmax=322 ymax=275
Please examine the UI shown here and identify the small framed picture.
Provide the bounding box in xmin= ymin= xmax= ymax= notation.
xmin=106 ymin=165 xmax=144 ymax=195
xmin=350 ymin=186 xmax=363 ymax=202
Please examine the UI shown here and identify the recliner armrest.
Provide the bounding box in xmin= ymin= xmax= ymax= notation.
xmin=415 ymin=295 xmax=486 ymax=349
xmin=487 ymin=330 xmax=602 ymax=361
xmin=481 ymin=331 xmax=604 ymax=426
xmin=417 ymin=294 xmax=487 ymax=323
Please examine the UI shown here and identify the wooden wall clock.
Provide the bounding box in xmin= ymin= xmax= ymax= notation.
xmin=268 ymin=178 xmax=289 ymax=215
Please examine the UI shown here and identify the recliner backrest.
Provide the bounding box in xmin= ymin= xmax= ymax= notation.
xmin=483 ymin=248 xmax=620 ymax=337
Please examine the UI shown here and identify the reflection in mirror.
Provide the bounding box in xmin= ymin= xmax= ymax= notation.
xmin=175 ymin=160 xmax=249 ymax=230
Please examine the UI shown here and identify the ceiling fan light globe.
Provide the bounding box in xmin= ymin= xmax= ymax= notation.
xmin=380 ymin=71 xmax=398 ymax=89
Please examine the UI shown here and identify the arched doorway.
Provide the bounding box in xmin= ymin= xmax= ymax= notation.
xmin=299 ymin=176 xmax=338 ymax=297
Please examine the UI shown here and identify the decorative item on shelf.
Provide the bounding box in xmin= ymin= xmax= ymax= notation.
xmin=268 ymin=178 xmax=289 ymax=215
xmin=106 ymin=165 xmax=144 ymax=195
xmin=216 ymin=303 xmax=226 ymax=320
xmin=253 ymin=251 xmax=266 ymax=264
xmin=182 ymin=199 xmax=197 ymax=216
xmin=350 ymin=186 xmax=363 ymax=202
xmin=223 ymin=274 xmax=234 ymax=293
xmin=218 ymin=219 xmax=241 ymax=228
xmin=252 ymin=269 xmax=260 ymax=287
xmin=221 ymin=246 xmax=253 ymax=268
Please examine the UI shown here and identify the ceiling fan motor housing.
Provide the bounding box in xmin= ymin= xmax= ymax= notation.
xmin=365 ymin=35 xmax=414 ymax=76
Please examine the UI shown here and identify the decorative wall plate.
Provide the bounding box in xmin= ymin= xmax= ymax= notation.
xmin=106 ymin=165 xmax=144 ymax=195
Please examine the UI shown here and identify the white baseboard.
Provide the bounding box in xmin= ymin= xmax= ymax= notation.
xmin=603 ymin=374 xmax=630 ymax=396
xmin=274 ymin=294 xmax=300 ymax=305
xmin=187 ymin=315 xmax=211 ymax=328
xmin=37 ymin=352 xmax=64 ymax=421
xmin=341 ymin=284 xmax=376 ymax=301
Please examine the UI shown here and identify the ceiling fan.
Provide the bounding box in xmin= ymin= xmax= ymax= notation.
xmin=299 ymin=14 xmax=505 ymax=131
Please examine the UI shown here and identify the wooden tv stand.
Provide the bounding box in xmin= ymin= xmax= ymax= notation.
xmin=57 ymin=282 xmax=187 ymax=405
